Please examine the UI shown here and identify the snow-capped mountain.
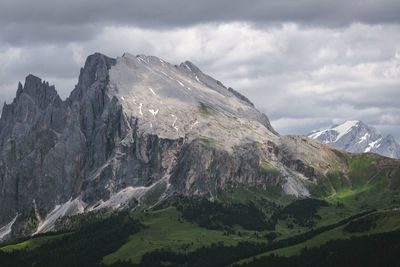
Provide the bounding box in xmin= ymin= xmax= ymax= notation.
xmin=308 ymin=120 xmax=400 ymax=159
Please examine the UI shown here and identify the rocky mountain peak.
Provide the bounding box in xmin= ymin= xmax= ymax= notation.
xmin=1 ymin=75 xmax=63 ymax=125
xmin=70 ymin=53 xmax=116 ymax=101
xmin=21 ymin=74 xmax=60 ymax=107
xmin=308 ymin=120 xmax=400 ymax=159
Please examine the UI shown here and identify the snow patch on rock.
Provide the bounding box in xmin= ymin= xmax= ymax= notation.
xmin=365 ymin=137 xmax=383 ymax=152
xmin=149 ymin=109 xmax=159 ymax=117
xmin=139 ymin=103 xmax=143 ymax=115
xmin=148 ymin=87 xmax=156 ymax=96
xmin=176 ymin=80 xmax=185 ymax=87
xmin=358 ymin=133 xmax=369 ymax=143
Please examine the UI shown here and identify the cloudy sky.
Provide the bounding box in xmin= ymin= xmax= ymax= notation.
xmin=1 ymin=0 xmax=400 ymax=141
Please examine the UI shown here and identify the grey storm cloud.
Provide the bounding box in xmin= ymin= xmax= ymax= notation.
xmin=1 ymin=0 xmax=400 ymax=44
xmin=0 ymin=0 xmax=399 ymax=142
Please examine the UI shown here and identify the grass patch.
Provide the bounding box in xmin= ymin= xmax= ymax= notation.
xmin=198 ymin=102 xmax=212 ymax=117
xmin=347 ymin=154 xmax=374 ymax=190
xmin=260 ymin=160 xmax=280 ymax=176
xmin=0 ymin=234 xmax=68 ymax=253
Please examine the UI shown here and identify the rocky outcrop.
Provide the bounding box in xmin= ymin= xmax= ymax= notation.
xmin=0 ymin=74 xmax=71 ymax=232
xmin=170 ymin=140 xmax=279 ymax=195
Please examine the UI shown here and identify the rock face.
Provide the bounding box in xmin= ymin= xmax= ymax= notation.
xmin=308 ymin=120 xmax=400 ymax=159
xmin=0 ymin=53 xmax=354 ymax=240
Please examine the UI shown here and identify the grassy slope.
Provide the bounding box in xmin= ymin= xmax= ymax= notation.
xmin=101 ymin=185 xmax=312 ymax=265
xmin=312 ymin=153 xmax=400 ymax=220
xmin=102 ymin=206 xmax=265 ymax=265
xmin=233 ymin=153 xmax=400 ymax=265
xmin=0 ymin=233 xmax=68 ymax=252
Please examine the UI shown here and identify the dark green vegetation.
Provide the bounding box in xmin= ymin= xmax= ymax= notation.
xmin=0 ymin=212 xmax=143 ymax=267
xmin=235 ymin=229 xmax=400 ymax=267
xmin=174 ymin=197 xmax=273 ymax=230
xmin=1 ymin=153 xmax=399 ymax=266
xmin=1 ymin=203 xmax=399 ymax=266
xmin=108 ymin=229 xmax=400 ymax=267
xmin=198 ymin=102 xmax=212 ymax=116
xmin=343 ymin=212 xmax=380 ymax=233
xmin=269 ymin=198 xmax=329 ymax=228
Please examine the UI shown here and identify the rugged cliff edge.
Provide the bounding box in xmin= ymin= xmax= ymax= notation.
xmin=0 ymin=53 xmax=398 ymax=241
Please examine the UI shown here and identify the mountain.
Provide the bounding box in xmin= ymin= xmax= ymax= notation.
xmin=0 ymin=53 xmax=400 ymax=266
xmin=308 ymin=120 xmax=400 ymax=159
xmin=0 ymin=53 xmax=399 ymax=244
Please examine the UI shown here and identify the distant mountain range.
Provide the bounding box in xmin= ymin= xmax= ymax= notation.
xmin=308 ymin=120 xmax=400 ymax=159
